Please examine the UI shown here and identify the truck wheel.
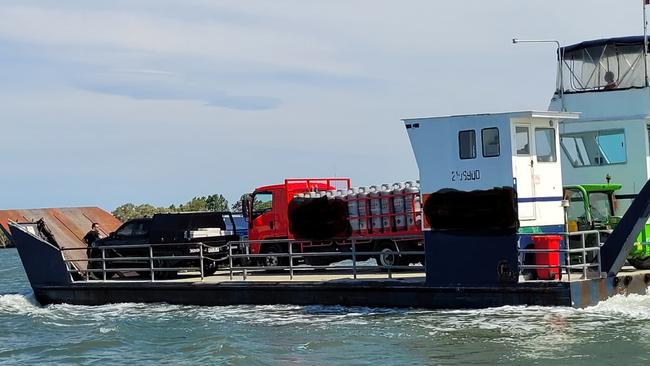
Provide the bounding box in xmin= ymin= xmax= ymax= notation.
xmin=375 ymin=241 xmax=401 ymax=267
xmin=629 ymin=257 xmax=650 ymax=270
xmin=260 ymin=244 xmax=287 ymax=268
xmin=154 ymin=260 xmax=175 ymax=280
xmin=203 ymin=261 xmax=218 ymax=276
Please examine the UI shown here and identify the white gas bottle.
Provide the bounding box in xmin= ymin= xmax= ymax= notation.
xmin=380 ymin=184 xmax=393 ymax=231
xmin=404 ymin=181 xmax=421 ymax=230
xmin=356 ymin=187 xmax=369 ymax=234
xmin=368 ymin=185 xmax=382 ymax=232
xmin=392 ymin=182 xmax=406 ymax=231
xmin=346 ymin=188 xmax=359 ymax=233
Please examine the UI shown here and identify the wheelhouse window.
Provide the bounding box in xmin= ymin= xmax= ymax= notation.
xmin=481 ymin=128 xmax=500 ymax=157
xmin=458 ymin=130 xmax=476 ymax=159
xmin=535 ymin=128 xmax=557 ymax=162
xmin=560 ymin=39 xmax=646 ymax=93
xmin=515 ymin=127 xmax=530 ymax=155
xmin=560 ymin=129 xmax=626 ymax=167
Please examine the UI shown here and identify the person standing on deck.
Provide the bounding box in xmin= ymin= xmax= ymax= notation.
xmin=83 ymin=222 xmax=102 ymax=246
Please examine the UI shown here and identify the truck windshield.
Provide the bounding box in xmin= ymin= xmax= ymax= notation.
xmin=589 ymin=192 xmax=613 ymax=222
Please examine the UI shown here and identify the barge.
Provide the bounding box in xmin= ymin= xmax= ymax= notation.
xmin=10 ymin=35 xmax=650 ymax=309
xmin=9 ymin=108 xmax=650 ymax=309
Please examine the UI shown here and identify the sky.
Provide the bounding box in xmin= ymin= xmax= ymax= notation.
xmin=0 ymin=0 xmax=646 ymax=211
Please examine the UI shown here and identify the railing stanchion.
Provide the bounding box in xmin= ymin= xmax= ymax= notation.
xmin=581 ymin=233 xmax=587 ymax=279
xmin=566 ymin=232 xmax=571 ymax=282
xmin=199 ymin=243 xmax=205 ymax=281
xmin=101 ymin=248 xmax=107 ymax=282
xmin=289 ymin=241 xmax=294 ymax=280
xmin=597 ymin=232 xmax=603 ymax=278
xmin=351 ymin=238 xmax=357 ymax=280
xmin=229 ymin=242 xmax=234 ymax=280
xmin=149 ymin=246 xmax=155 ymax=282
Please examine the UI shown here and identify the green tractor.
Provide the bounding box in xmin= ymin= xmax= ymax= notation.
xmin=564 ymin=184 xmax=650 ymax=270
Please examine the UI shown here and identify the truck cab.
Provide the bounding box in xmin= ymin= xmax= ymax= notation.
xmin=243 ymin=179 xmax=350 ymax=256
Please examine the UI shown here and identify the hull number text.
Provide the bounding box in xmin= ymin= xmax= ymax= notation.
xmin=451 ymin=170 xmax=481 ymax=182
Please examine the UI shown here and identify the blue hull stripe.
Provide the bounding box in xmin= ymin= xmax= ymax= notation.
xmin=518 ymin=196 xmax=563 ymax=203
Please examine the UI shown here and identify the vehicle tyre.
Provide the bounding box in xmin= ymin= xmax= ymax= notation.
xmin=374 ymin=241 xmax=403 ymax=268
xmin=629 ymin=257 xmax=650 ymax=270
xmin=259 ymin=244 xmax=287 ymax=269
xmin=203 ymin=261 xmax=218 ymax=276
xmin=154 ymin=260 xmax=175 ymax=280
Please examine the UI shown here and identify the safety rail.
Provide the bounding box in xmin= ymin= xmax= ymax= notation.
xmin=226 ymin=237 xmax=425 ymax=281
xmin=58 ymin=236 xmax=426 ymax=283
xmin=60 ymin=241 xmax=227 ymax=282
xmin=518 ymin=230 xmax=603 ymax=281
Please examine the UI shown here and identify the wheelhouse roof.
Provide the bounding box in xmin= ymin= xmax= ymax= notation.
xmin=561 ymin=36 xmax=645 ymax=54
xmin=402 ymin=111 xmax=579 ymax=123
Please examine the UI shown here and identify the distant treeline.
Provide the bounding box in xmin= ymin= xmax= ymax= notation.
xmin=112 ymin=194 xmax=248 ymax=222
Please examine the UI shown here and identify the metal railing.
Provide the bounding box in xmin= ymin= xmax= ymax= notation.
xmin=518 ymin=230 xmax=603 ymax=281
xmin=225 ymin=237 xmax=425 ymax=281
xmin=59 ymin=232 xmax=603 ymax=284
xmin=60 ymin=241 xmax=226 ymax=282
xmin=59 ymin=236 xmax=426 ymax=283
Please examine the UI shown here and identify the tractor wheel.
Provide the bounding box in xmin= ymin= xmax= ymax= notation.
xmin=629 ymin=257 xmax=650 ymax=270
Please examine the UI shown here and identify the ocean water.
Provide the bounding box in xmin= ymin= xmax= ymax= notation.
xmin=1 ymin=248 xmax=650 ymax=366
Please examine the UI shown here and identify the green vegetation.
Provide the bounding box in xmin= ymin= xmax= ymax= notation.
xmin=112 ymin=194 xmax=231 ymax=222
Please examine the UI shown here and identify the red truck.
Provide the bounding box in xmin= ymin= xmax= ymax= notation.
xmin=241 ymin=178 xmax=424 ymax=267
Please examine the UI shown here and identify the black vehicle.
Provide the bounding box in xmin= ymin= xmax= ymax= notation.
xmin=88 ymin=211 xmax=240 ymax=279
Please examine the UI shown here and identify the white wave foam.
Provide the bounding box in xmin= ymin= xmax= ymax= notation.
xmin=582 ymin=292 xmax=650 ymax=319
xmin=0 ymin=292 xmax=48 ymax=316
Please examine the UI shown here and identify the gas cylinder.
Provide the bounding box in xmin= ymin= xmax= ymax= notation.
xmin=368 ymin=186 xmax=382 ymax=233
xmin=346 ymin=188 xmax=359 ymax=233
xmin=392 ymin=182 xmax=406 ymax=231
xmin=356 ymin=187 xmax=369 ymax=234
xmin=404 ymin=181 xmax=421 ymax=231
xmin=380 ymin=184 xmax=393 ymax=232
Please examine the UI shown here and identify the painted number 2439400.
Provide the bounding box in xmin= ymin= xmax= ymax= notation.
xmin=451 ymin=170 xmax=481 ymax=182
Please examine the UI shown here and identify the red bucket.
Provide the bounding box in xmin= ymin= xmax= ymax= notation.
xmin=531 ymin=235 xmax=562 ymax=280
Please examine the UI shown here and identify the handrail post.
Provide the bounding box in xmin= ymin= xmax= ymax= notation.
xmin=597 ymin=232 xmax=603 ymax=277
xmin=351 ymin=238 xmax=357 ymax=280
xmin=149 ymin=245 xmax=154 ymax=282
xmin=199 ymin=243 xmax=205 ymax=281
xmin=582 ymin=233 xmax=587 ymax=279
xmin=289 ymin=241 xmax=294 ymax=280
xmin=102 ymin=248 xmax=107 ymax=282
xmin=85 ymin=252 xmax=90 ymax=282
xmin=566 ymin=233 xmax=571 ymax=282
xmin=229 ymin=242 xmax=234 ymax=281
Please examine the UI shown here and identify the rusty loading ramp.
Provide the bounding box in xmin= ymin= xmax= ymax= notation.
xmin=0 ymin=207 xmax=121 ymax=269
